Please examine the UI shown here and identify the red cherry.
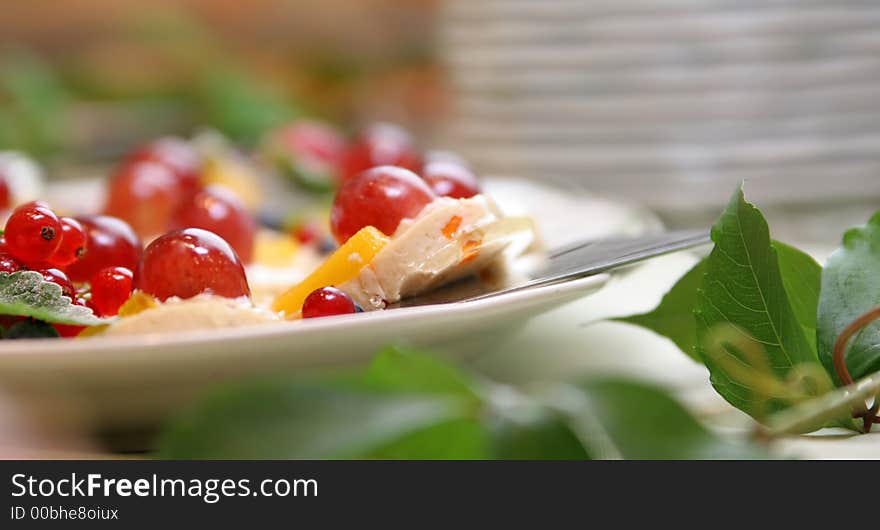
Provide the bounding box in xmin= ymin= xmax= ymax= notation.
xmin=0 ymin=170 xmax=10 ymax=209
xmin=105 ymin=161 xmax=183 ymax=237
xmin=124 ymin=137 xmax=202 ymax=198
xmin=4 ymin=202 xmax=63 ymax=265
xmin=340 ymin=123 xmax=422 ymax=183
xmin=35 ymin=268 xmax=75 ymax=299
xmin=170 ymin=186 xmax=256 ymax=263
xmin=66 ymin=216 xmax=142 ymax=283
xmin=302 ymin=287 xmax=356 ymax=318
xmin=136 ymin=228 xmax=250 ymax=301
xmin=330 ymin=166 xmax=435 ymax=244
xmin=90 ymin=266 xmax=133 ymax=316
xmin=0 ymin=253 xmax=22 ymax=274
xmin=47 ymin=217 xmax=87 ymax=268
xmin=421 ymin=160 xmax=481 ymax=199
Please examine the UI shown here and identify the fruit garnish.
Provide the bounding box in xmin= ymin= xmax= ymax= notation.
xmin=105 ymin=160 xmax=182 ymax=237
xmin=0 ymin=270 xmax=106 ymax=326
xmin=136 ymin=228 xmax=251 ymax=302
xmin=340 ymin=123 xmax=422 ymax=183
xmin=66 ymin=215 xmax=142 ymax=283
xmin=330 ymin=165 xmax=435 ymax=244
xmin=117 ymin=291 xmax=159 ymax=318
xmin=271 ymin=226 xmax=388 ymax=316
xmin=47 ymin=217 xmax=86 ymax=268
xmin=268 ymin=120 xmax=346 ymax=192
xmin=90 ymin=266 xmax=134 ymax=316
xmin=422 ymin=160 xmax=480 ymax=199
xmin=253 ymin=230 xmax=300 ymax=268
xmin=302 ymin=286 xmax=357 ymax=318
xmin=34 ymin=268 xmax=75 ymax=299
xmin=124 ymin=137 xmax=202 ymax=199
xmin=441 ymin=215 xmax=462 ymax=239
xmin=170 ymin=185 xmax=256 ymax=263
xmin=4 ymin=201 xmax=62 ymax=265
xmin=0 ymin=171 xmax=9 ymax=209
xmin=0 ymin=253 xmax=21 ymax=274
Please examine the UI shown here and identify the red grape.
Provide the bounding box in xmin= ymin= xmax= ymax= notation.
xmin=66 ymin=215 xmax=142 ymax=283
xmin=340 ymin=123 xmax=422 ymax=183
xmin=136 ymin=228 xmax=250 ymax=301
xmin=4 ymin=202 xmax=63 ymax=265
xmin=421 ymin=160 xmax=481 ymax=199
xmin=272 ymin=121 xmax=346 ymax=187
xmin=124 ymin=137 xmax=202 ymax=198
xmin=105 ymin=160 xmax=182 ymax=237
xmin=35 ymin=267 xmax=75 ymax=299
xmin=90 ymin=266 xmax=133 ymax=316
xmin=302 ymin=287 xmax=356 ymax=318
xmin=330 ymin=166 xmax=435 ymax=244
xmin=170 ymin=186 xmax=256 ymax=263
xmin=47 ymin=217 xmax=87 ymax=268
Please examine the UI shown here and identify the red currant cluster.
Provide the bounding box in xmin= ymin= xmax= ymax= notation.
xmin=105 ymin=138 xmax=257 ymax=263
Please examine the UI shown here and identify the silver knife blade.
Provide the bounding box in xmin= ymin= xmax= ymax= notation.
xmin=393 ymin=229 xmax=710 ymax=307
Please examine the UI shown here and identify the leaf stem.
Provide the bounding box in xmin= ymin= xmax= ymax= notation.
xmin=832 ymin=305 xmax=880 ymax=430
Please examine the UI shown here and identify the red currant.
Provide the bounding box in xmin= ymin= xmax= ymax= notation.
xmin=340 ymin=123 xmax=422 ymax=183
xmin=90 ymin=266 xmax=134 ymax=316
xmin=53 ymin=323 xmax=86 ymax=338
xmin=124 ymin=137 xmax=202 ymax=198
xmin=422 ymin=160 xmax=480 ymax=199
xmin=0 ymin=170 xmax=10 ymax=209
xmin=66 ymin=215 xmax=142 ymax=283
xmin=35 ymin=267 xmax=75 ymax=299
xmin=330 ymin=166 xmax=435 ymax=244
xmin=291 ymin=221 xmax=321 ymax=245
xmin=47 ymin=217 xmax=87 ymax=268
xmin=170 ymin=185 xmax=256 ymax=263
xmin=302 ymin=287 xmax=356 ymax=318
xmin=136 ymin=228 xmax=250 ymax=301
xmin=0 ymin=253 xmax=22 ymax=274
xmin=105 ymin=160 xmax=183 ymax=237
xmin=4 ymin=202 xmax=63 ymax=265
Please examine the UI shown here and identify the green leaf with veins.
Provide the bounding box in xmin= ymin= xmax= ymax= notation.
xmin=695 ymin=186 xmax=820 ymax=419
xmin=774 ymin=241 xmax=821 ymax=354
xmin=538 ymin=379 xmax=767 ymax=459
xmin=0 ymin=271 xmax=107 ymax=326
xmin=817 ymin=211 xmax=880 ymax=383
xmin=615 ymin=259 xmax=706 ymax=361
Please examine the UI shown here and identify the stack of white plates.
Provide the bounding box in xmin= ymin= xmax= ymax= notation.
xmin=438 ymin=0 xmax=880 ymax=209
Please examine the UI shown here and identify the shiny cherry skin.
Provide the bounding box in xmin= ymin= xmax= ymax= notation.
xmin=35 ymin=267 xmax=75 ymax=299
xmin=421 ymin=160 xmax=480 ymax=199
xmin=47 ymin=217 xmax=87 ymax=268
xmin=124 ymin=137 xmax=202 ymax=198
xmin=0 ymin=253 xmax=22 ymax=274
xmin=302 ymin=287 xmax=357 ymax=318
xmin=340 ymin=123 xmax=422 ymax=183
xmin=136 ymin=228 xmax=250 ymax=301
xmin=170 ymin=186 xmax=256 ymax=263
xmin=4 ymin=202 xmax=63 ymax=266
xmin=105 ymin=160 xmax=183 ymax=237
xmin=330 ymin=166 xmax=435 ymax=244
xmin=90 ymin=266 xmax=134 ymax=316
xmin=66 ymin=215 xmax=142 ymax=283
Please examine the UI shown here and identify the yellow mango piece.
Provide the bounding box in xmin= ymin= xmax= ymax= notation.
xmin=254 ymin=229 xmax=301 ymax=267
xmin=272 ymin=227 xmax=389 ymax=315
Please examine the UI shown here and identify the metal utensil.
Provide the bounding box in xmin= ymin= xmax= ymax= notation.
xmin=394 ymin=229 xmax=710 ymax=307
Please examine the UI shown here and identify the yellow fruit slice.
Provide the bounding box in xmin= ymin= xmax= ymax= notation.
xmin=271 ymin=226 xmax=389 ymax=316
xmin=254 ymin=229 xmax=301 ymax=267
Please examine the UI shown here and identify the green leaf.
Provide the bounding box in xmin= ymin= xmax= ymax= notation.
xmin=773 ymin=241 xmax=822 ymax=353
xmin=695 ymin=186 xmax=820 ymax=419
xmin=3 ymin=318 xmax=59 ymax=339
xmin=362 ymin=345 xmax=480 ymax=400
xmin=489 ymin=414 xmax=589 ymax=459
xmin=366 ymin=418 xmax=489 ymax=459
xmin=817 ymin=211 xmax=880 ymax=383
xmin=615 ymin=259 xmax=706 ymax=361
xmin=0 ymin=271 xmax=107 ymax=326
xmin=563 ymin=380 xmax=768 ymax=459
xmin=157 ymin=380 xmax=479 ymax=459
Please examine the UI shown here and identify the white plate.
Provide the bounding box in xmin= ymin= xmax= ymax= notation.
xmin=0 ymin=178 xmax=655 ymax=433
